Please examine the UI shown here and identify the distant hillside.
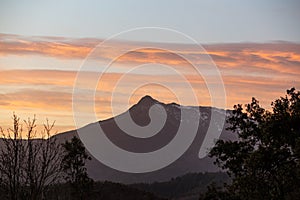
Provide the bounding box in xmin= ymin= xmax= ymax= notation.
xmin=131 ymin=172 xmax=229 ymax=200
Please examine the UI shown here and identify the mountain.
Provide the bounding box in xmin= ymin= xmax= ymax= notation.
xmin=54 ymin=95 xmax=235 ymax=184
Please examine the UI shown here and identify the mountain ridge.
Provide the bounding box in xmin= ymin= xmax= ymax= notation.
xmin=52 ymin=95 xmax=234 ymax=183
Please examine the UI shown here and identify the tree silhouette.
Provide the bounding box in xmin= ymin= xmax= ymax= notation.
xmin=0 ymin=114 xmax=63 ymax=200
xmin=62 ymin=136 xmax=93 ymax=200
xmin=206 ymin=88 xmax=300 ymax=200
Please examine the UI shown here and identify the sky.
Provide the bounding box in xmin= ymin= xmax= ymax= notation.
xmin=0 ymin=1 xmax=300 ymax=135
xmin=1 ymin=0 xmax=300 ymax=43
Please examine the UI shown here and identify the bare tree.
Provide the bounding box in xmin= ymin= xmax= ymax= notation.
xmin=0 ymin=114 xmax=25 ymax=200
xmin=23 ymin=118 xmax=63 ymax=200
xmin=0 ymin=114 xmax=63 ymax=200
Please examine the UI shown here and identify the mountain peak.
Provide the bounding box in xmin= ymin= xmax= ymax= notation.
xmin=137 ymin=95 xmax=159 ymax=105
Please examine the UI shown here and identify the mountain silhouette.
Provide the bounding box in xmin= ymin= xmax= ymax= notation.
xmin=55 ymin=95 xmax=235 ymax=183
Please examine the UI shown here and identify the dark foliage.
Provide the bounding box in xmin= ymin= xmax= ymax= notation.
xmin=62 ymin=136 xmax=94 ymax=200
xmin=199 ymin=182 xmax=240 ymax=200
xmin=132 ymin=172 xmax=229 ymax=199
xmin=93 ymin=181 xmax=167 ymax=200
xmin=206 ymin=88 xmax=300 ymax=200
xmin=42 ymin=181 xmax=166 ymax=200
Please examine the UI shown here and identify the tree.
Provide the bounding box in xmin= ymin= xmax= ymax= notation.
xmin=23 ymin=118 xmax=63 ymax=200
xmin=199 ymin=182 xmax=239 ymax=200
xmin=0 ymin=114 xmax=25 ymax=200
xmin=62 ymin=136 xmax=93 ymax=200
xmin=207 ymin=88 xmax=300 ymax=200
xmin=0 ymin=114 xmax=63 ymax=200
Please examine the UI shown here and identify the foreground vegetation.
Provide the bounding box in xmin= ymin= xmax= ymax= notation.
xmin=0 ymin=116 xmax=93 ymax=200
xmin=200 ymin=88 xmax=300 ymax=200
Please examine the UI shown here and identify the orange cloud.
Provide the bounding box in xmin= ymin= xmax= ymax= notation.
xmin=1 ymin=34 xmax=300 ymax=134
xmin=0 ymin=69 xmax=76 ymax=86
xmin=0 ymin=69 xmax=298 ymax=115
xmin=1 ymin=34 xmax=300 ymax=77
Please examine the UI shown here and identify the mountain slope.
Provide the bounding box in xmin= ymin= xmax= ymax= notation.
xmin=54 ymin=96 xmax=234 ymax=183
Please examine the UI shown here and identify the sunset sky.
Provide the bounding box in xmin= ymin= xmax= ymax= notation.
xmin=0 ymin=0 xmax=300 ymax=134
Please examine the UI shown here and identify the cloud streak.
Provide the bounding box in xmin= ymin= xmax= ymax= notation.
xmin=0 ymin=34 xmax=299 ymax=133
xmin=1 ymin=34 xmax=300 ymax=77
xmin=1 ymin=69 xmax=298 ymax=107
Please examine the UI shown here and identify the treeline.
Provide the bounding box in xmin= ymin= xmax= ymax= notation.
xmin=43 ymin=181 xmax=166 ymax=200
xmin=131 ymin=172 xmax=229 ymax=199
